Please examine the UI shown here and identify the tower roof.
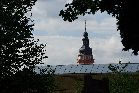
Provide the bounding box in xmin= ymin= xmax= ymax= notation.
xmin=79 ymin=20 xmax=92 ymax=55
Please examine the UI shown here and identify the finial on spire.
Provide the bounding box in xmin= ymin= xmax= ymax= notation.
xmin=83 ymin=20 xmax=88 ymax=38
xmin=85 ymin=20 xmax=86 ymax=32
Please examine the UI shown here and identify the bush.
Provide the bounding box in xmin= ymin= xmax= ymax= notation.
xmin=108 ymin=62 xmax=139 ymax=93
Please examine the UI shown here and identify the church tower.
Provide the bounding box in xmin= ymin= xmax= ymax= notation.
xmin=77 ymin=20 xmax=95 ymax=65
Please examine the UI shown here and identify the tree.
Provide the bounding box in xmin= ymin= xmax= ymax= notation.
xmin=108 ymin=61 xmax=139 ymax=93
xmin=1 ymin=68 xmax=55 ymax=93
xmin=59 ymin=0 xmax=139 ymax=55
xmin=0 ymin=0 xmax=47 ymax=80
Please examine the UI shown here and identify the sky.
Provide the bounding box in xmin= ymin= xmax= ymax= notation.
xmin=31 ymin=0 xmax=139 ymax=65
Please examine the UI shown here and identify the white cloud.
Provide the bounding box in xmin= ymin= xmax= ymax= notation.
xmin=66 ymin=0 xmax=72 ymax=3
xmin=35 ymin=35 xmax=139 ymax=65
xmin=32 ymin=15 xmax=117 ymax=37
xmin=31 ymin=0 xmax=117 ymax=36
xmin=35 ymin=36 xmax=81 ymax=65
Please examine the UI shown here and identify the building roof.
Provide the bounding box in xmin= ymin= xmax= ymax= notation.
xmin=35 ymin=63 xmax=139 ymax=74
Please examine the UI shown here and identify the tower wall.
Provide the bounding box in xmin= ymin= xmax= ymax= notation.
xmin=77 ymin=55 xmax=94 ymax=65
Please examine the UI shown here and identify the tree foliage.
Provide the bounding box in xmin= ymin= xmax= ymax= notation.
xmin=0 ymin=68 xmax=55 ymax=93
xmin=0 ymin=0 xmax=47 ymax=79
xmin=59 ymin=0 xmax=139 ymax=55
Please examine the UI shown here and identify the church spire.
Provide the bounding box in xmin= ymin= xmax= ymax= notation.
xmin=77 ymin=20 xmax=95 ymax=65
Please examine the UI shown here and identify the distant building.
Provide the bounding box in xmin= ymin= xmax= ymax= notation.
xmin=77 ymin=21 xmax=95 ymax=65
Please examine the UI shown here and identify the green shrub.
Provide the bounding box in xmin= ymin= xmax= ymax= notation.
xmin=108 ymin=62 xmax=139 ymax=93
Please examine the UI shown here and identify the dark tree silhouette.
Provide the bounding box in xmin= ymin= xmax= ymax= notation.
xmin=0 ymin=68 xmax=55 ymax=93
xmin=59 ymin=0 xmax=139 ymax=55
xmin=0 ymin=0 xmax=47 ymax=79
